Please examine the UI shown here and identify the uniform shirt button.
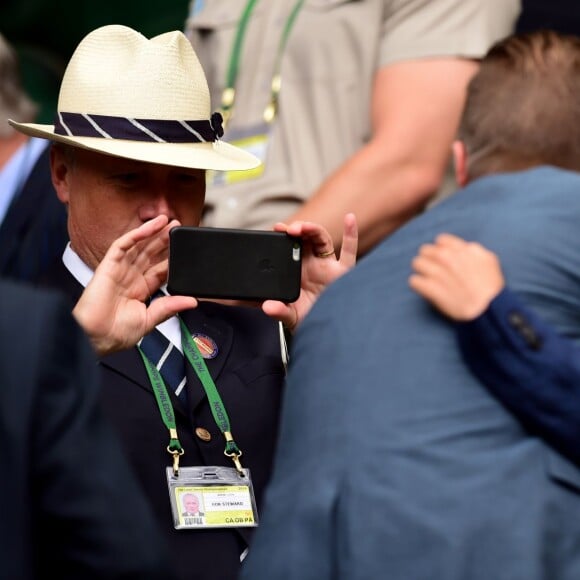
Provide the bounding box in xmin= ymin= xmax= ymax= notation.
xmin=195 ymin=427 xmax=212 ymax=442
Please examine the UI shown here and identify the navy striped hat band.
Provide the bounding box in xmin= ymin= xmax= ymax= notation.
xmin=54 ymin=111 xmax=224 ymax=143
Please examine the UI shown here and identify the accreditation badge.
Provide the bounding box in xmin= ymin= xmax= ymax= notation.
xmin=207 ymin=122 xmax=271 ymax=187
xmin=167 ymin=465 xmax=259 ymax=529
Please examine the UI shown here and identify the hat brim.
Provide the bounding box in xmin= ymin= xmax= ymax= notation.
xmin=9 ymin=120 xmax=261 ymax=171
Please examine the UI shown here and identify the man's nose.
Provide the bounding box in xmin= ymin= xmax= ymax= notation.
xmin=151 ymin=192 xmax=172 ymax=213
xmin=139 ymin=189 xmax=174 ymax=220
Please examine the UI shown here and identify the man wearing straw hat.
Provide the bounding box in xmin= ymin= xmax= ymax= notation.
xmin=9 ymin=24 xmax=357 ymax=580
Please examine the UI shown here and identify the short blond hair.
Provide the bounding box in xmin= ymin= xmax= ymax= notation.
xmin=458 ymin=30 xmax=580 ymax=179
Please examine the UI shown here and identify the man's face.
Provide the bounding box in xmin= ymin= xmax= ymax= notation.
xmin=183 ymin=494 xmax=199 ymax=513
xmin=51 ymin=146 xmax=206 ymax=270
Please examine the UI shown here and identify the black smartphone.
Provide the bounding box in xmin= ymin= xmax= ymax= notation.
xmin=167 ymin=226 xmax=302 ymax=302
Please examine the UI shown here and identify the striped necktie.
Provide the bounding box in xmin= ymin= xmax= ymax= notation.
xmin=138 ymin=308 xmax=188 ymax=403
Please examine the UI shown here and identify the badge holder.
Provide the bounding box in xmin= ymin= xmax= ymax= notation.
xmin=167 ymin=465 xmax=259 ymax=529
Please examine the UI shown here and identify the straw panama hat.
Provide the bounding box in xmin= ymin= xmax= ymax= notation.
xmin=9 ymin=24 xmax=260 ymax=172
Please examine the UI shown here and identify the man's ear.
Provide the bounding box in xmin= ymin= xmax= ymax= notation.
xmin=50 ymin=145 xmax=71 ymax=204
xmin=452 ymin=140 xmax=469 ymax=187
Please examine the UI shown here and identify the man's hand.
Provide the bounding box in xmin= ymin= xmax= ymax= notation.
xmin=409 ymin=233 xmax=505 ymax=321
xmin=73 ymin=215 xmax=197 ymax=356
xmin=262 ymin=213 xmax=358 ymax=332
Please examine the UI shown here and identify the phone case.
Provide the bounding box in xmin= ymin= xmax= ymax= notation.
xmin=167 ymin=227 xmax=302 ymax=302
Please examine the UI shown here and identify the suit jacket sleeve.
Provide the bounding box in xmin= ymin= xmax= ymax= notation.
xmin=456 ymin=287 xmax=580 ymax=467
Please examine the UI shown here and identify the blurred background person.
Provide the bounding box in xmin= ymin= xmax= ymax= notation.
xmin=0 ymin=279 xmax=176 ymax=580
xmin=0 ymin=32 xmax=68 ymax=283
xmin=186 ymin=0 xmax=520 ymax=255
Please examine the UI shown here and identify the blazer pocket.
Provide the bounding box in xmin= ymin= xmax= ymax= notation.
xmin=546 ymin=448 xmax=580 ymax=492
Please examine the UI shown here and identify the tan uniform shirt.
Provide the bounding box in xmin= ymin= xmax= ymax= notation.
xmin=186 ymin=0 xmax=520 ymax=230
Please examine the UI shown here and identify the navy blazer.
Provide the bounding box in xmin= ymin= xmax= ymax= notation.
xmin=0 ymin=279 xmax=175 ymax=579
xmin=0 ymin=145 xmax=68 ymax=283
xmin=457 ymin=287 xmax=580 ymax=467
xmin=41 ymin=261 xmax=286 ymax=580
xmin=240 ymin=167 xmax=580 ymax=580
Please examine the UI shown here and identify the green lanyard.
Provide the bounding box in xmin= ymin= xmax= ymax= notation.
xmin=137 ymin=317 xmax=244 ymax=476
xmin=221 ymin=0 xmax=306 ymax=126
xmin=137 ymin=346 xmax=184 ymax=475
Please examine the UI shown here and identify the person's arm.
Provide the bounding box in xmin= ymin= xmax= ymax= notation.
xmin=287 ymin=58 xmax=479 ymax=254
xmin=457 ymin=287 xmax=580 ymax=467
xmin=409 ymin=233 xmax=580 ymax=466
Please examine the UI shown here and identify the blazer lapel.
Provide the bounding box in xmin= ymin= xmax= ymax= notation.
xmin=180 ymin=305 xmax=234 ymax=412
xmin=102 ymin=304 xmax=236 ymax=416
xmin=101 ymin=340 xmax=193 ymax=419
xmin=101 ymin=347 xmax=152 ymax=391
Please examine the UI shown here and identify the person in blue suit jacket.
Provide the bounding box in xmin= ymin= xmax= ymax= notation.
xmin=410 ymin=232 xmax=580 ymax=468
xmin=0 ymin=279 xmax=176 ymax=579
xmin=239 ymin=30 xmax=580 ymax=580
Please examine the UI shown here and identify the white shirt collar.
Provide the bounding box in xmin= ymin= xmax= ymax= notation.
xmin=62 ymin=242 xmax=93 ymax=287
